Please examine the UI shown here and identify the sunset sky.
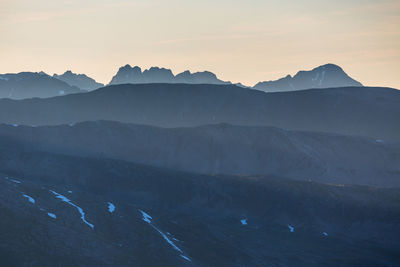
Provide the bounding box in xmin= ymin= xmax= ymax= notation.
xmin=0 ymin=0 xmax=399 ymax=88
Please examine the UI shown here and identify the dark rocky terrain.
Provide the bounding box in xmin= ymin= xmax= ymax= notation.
xmin=0 ymin=72 xmax=83 ymax=99
xmin=0 ymin=147 xmax=399 ymax=266
xmin=0 ymin=84 xmax=398 ymax=141
xmin=254 ymin=64 xmax=362 ymax=92
xmin=1 ymin=121 xmax=399 ymax=187
xmin=53 ymin=71 xmax=104 ymax=91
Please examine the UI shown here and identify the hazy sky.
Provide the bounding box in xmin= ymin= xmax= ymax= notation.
xmin=0 ymin=0 xmax=399 ymax=88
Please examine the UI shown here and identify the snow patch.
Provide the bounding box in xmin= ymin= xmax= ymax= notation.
xmin=47 ymin=212 xmax=57 ymax=219
xmin=376 ymin=139 xmax=384 ymax=143
xmin=22 ymin=194 xmax=35 ymax=204
xmin=240 ymin=218 xmax=247 ymax=225
xmin=153 ymin=224 xmax=183 ymax=253
xmin=107 ymin=202 xmax=115 ymax=213
xmin=5 ymin=177 xmax=21 ymax=184
xmin=50 ymin=190 xmax=94 ymax=229
xmin=12 ymin=124 xmax=18 ymax=127
xmin=288 ymin=224 xmax=294 ymax=232
xmin=139 ymin=209 xmax=152 ymax=223
xmin=180 ymin=255 xmax=191 ymax=262
xmin=139 ymin=209 xmax=190 ymax=261
xmin=59 ymin=90 xmax=65 ymax=95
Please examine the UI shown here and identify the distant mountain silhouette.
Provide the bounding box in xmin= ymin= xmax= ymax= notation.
xmin=2 ymin=121 xmax=398 ymax=187
xmin=109 ymin=64 xmax=229 ymax=85
xmin=254 ymin=64 xmax=362 ymax=92
xmin=0 ymin=83 xmax=398 ymax=142
xmin=0 ymin=63 xmax=364 ymax=97
xmin=53 ymin=70 xmax=104 ymax=91
xmin=0 ymin=72 xmax=83 ymax=99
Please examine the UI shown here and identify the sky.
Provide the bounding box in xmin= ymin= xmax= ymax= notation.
xmin=0 ymin=0 xmax=399 ymax=88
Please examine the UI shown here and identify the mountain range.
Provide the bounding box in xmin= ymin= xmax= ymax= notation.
xmin=0 ymin=64 xmax=365 ymax=99
xmin=0 ymin=62 xmax=399 ymax=266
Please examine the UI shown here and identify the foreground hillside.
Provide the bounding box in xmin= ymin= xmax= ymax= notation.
xmin=0 ymin=148 xmax=399 ymax=266
xmin=0 ymin=84 xmax=399 ymax=142
xmin=1 ymin=121 xmax=399 ymax=187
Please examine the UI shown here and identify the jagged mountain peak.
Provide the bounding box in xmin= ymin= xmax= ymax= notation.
xmin=118 ymin=64 xmax=141 ymax=72
xmin=109 ymin=65 xmax=229 ymax=85
xmin=38 ymin=71 xmax=49 ymax=76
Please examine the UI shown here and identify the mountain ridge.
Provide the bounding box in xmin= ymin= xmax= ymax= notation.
xmin=0 ymin=120 xmax=398 ymax=187
xmin=0 ymin=84 xmax=398 ymax=141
